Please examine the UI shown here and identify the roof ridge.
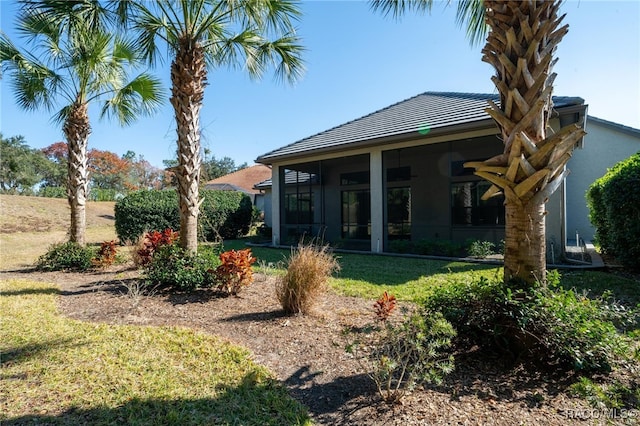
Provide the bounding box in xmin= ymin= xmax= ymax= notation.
xmin=205 ymin=164 xmax=271 ymax=184
xmin=257 ymin=91 xmax=585 ymax=162
xmin=588 ymin=115 xmax=640 ymax=136
xmin=257 ymin=92 xmax=500 ymax=160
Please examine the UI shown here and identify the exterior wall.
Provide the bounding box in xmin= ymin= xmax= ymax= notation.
xmin=267 ymin=118 xmax=638 ymax=254
xmin=271 ymin=135 xmax=511 ymax=251
xmin=258 ymin=192 xmax=271 ymax=224
xmin=564 ymin=119 xmax=640 ymax=242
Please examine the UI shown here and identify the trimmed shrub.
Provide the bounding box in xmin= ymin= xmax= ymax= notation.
xmin=423 ymin=272 xmax=635 ymax=372
xmin=36 ymin=241 xmax=95 ymax=271
xmin=144 ymin=244 xmax=219 ymax=291
xmin=115 ymin=190 xmax=179 ymax=244
xmin=587 ymin=152 xmax=640 ymax=269
xmin=276 ymin=242 xmax=340 ymax=314
xmin=200 ymin=190 xmax=253 ymax=241
xmin=115 ymin=190 xmax=253 ymax=244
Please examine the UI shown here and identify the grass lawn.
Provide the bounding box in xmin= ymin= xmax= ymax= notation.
xmin=0 ymin=279 xmax=310 ymax=425
xmin=224 ymin=240 xmax=639 ymax=305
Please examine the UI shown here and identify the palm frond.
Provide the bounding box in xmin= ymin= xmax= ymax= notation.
xmin=256 ymin=32 xmax=305 ymax=85
xmin=369 ymin=0 xmax=434 ymax=20
xmin=100 ymin=73 xmax=164 ymax=126
xmin=1 ymin=33 xmax=65 ymax=110
xmin=455 ymin=0 xmax=487 ymax=47
xmin=259 ymin=0 xmax=302 ymax=34
xmin=212 ymin=28 xmax=263 ymax=76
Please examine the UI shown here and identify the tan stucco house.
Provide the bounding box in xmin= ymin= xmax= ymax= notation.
xmin=255 ymin=91 xmax=599 ymax=258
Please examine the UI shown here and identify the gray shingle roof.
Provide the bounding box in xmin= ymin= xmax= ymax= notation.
xmin=254 ymin=170 xmax=317 ymax=190
xmin=256 ymin=91 xmax=584 ymax=163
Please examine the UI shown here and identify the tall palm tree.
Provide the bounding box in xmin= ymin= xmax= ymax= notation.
xmin=1 ymin=1 xmax=163 ymax=246
xmin=371 ymin=0 xmax=585 ymax=286
xmin=117 ymin=0 xmax=305 ymax=253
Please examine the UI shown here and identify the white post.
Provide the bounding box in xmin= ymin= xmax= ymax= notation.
xmin=271 ymin=164 xmax=281 ymax=246
xmin=370 ymin=150 xmax=383 ymax=253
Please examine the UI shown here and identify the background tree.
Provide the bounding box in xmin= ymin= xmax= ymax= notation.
xmin=371 ymin=0 xmax=585 ymax=286
xmin=123 ymin=151 xmax=167 ymax=190
xmin=119 ymin=0 xmax=305 ymax=252
xmin=0 ymin=1 xmax=163 ymax=246
xmin=0 ymin=133 xmax=54 ymax=194
xmin=41 ymin=141 xmax=69 ymax=188
xmin=88 ymin=149 xmax=131 ymax=191
xmin=200 ymin=149 xmax=248 ymax=181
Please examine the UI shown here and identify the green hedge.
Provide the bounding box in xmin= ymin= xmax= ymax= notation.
xmin=38 ymin=186 xmax=122 ymax=201
xmin=115 ymin=189 xmax=253 ymax=244
xmin=587 ymin=152 xmax=640 ymax=269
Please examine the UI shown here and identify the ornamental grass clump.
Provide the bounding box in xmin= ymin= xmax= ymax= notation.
xmin=276 ymin=242 xmax=340 ymax=315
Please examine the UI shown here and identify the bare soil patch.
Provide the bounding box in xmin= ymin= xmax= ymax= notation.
xmin=1 ymin=266 xmax=599 ymax=425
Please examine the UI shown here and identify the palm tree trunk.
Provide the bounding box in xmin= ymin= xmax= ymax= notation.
xmin=465 ymin=0 xmax=586 ymax=286
xmin=170 ymin=40 xmax=206 ymax=253
xmin=504 ymin=200 xmax=546 ymax=283
xmin=63 ymin=102 xmax=91 ymax=247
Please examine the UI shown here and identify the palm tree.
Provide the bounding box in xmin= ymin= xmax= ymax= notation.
xmin=1 ymin=1 xmax=163 ymax=246
xmin=371 ymin=0 xmax=585 ymax=286
xmin=117 ymin=0 xmax=305 ymax=253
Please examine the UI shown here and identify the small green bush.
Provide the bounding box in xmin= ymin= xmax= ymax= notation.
xmin=570 ymin=376 xmax=640 ymax=411
xmin=38 ymin=186 xmax=66 ymax=198
xmin=347 ymin=309 xmax=456 ymax=404
xmin=144 ymin=244 xmax=220 ymax=291
xmin=36 ymin=241 xmax=96 ymax=271
xmin=467 ymin=240 xmax=495 ymax=258
xmin=115 ymin=190 xmax=253 ymax=244
xmin=587 ymin=152 xmax=640 ymax=269
xmin=89 ymin=188 xmax=121 ymax=201
xmin=423 ymin=272 xmax=635 ymax=372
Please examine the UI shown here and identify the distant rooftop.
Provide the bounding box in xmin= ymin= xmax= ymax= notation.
xmin=256 ymin=91 xmax=585 ymax=163
xmin=203 ymin=164 xmax=272 ymax=195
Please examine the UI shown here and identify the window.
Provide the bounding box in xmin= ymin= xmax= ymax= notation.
xmin=285 ymin=192 xmax=313 ymax=224
xmin=451 ymin=159 xmax=481 ymax=177
xmin=387 ymin=187 xmax=411 ymax=239
xmin=451 ymin=181 xmax=505 ymax=226
xmin=387 ymin=166 xmax=411 ymax=182
xmin=340 ymin=171 xmax=370 ymax=186
xmin=341 ymin=190 xmax=370 ymax=239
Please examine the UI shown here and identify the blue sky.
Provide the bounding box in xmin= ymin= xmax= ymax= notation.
xmin=1 ymin=1 xmax=639 ymax=169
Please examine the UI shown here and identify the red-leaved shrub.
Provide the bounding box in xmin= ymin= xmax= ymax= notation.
xmin=374 ymin=291 xmax=397 ymax=322
xmin=93 ymin=240 xmax=118 ymax=267
xmin=134 ymin=228 xmax=179 ymax=267
xmin=212 ymin=249 xmax=256 ymax=295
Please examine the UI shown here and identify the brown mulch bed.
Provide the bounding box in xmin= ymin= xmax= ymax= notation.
xmin=1 ymin=266 xmax=604 ymax=425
